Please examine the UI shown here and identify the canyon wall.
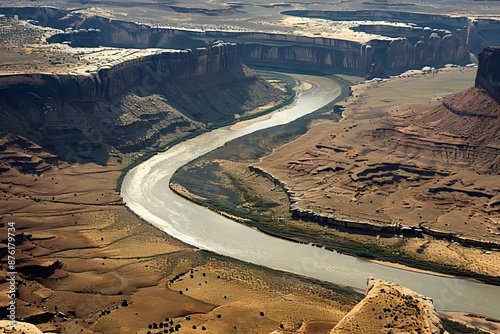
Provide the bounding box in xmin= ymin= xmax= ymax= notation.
xmin=1 ymin=7 xmax=488 ymax=75
xmin=0 ymin=35 xmax=284 ymax=164
xmin=47 ymin=18 xmax=470 ymax=74
xmin=0 ymin=42 xmax=236 ymax=102
xmin=475 ymin=46 xmax=500 ymax=97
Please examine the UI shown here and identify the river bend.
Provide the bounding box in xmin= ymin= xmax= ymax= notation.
xmin=121 ymin=73 xmax=500 ymax=319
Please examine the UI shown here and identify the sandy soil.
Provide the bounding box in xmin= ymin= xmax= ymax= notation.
xmin=0 ymin=149 xmax=364 ymax=333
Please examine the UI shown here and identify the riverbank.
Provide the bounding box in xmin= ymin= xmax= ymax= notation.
xmin=170 ymin=67 xmax=500 ymax=287
xmin=115 ymin=70 xmax=296 ymax=192
xmin=0 ymin=72 xmax=369 ymax=333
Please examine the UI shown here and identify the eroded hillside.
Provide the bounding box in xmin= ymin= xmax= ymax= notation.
xmin=257 ymin=51 xmax=499 ymax=249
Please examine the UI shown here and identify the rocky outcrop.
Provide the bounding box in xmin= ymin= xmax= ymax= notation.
xmin=469 ymin=19 xmax=500 ymax=54
xmin=248 ymin=164 xmax=500 ymax=248
xmin=0 ymin=42 xmax=237 ymax=102
xmin=281 ymin=10 xmax=468 ymax=27
xmin=475 ymin=46 xmax=500 ymax=97
xmin=0 ymin=134 xmax=57 ymax=175
xmin=0 ymin=320 xmax=44 ymax=334
xmin=331 ymin=277 xmax=446 ymax=334
xmin=49 ymin=27 xmax=103 ymax=47
xmin=384 ymin=30 xmax=468 ymax=69
xmin=0 ymin=59 xmax=284 ymax=164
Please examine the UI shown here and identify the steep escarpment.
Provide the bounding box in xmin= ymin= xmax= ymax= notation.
xmin=475 ymin=46 xmax=500 ymax=97
xmin=0 ymin=42 xmax=237 ymax=102
xmin=1 ymin=6 xmax=490 ymax=75
xmin=0 ymin=39 xmax=284 ymax=166
xmin=378 ymin=47 xmax=500 ymax=172
xmin=392 ymin=87 xmax=499 ymax=171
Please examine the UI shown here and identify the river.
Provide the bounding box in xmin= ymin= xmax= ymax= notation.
xmin=121 ymin=73 xmax=500 ymax=319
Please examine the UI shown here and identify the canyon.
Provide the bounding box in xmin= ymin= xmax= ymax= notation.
xmin=0 ymin=28 xmax=283 ymax=164
xmin=1 ymin=3 xmax=500 ymax=333
xmin=171 ymin=47 xmax=500 ymax=292
xmin=2 ymin=6 xmax=500 ymax=76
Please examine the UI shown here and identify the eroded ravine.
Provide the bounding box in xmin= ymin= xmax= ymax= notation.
xmin=121 ymin=72 xmax=500 ymax=319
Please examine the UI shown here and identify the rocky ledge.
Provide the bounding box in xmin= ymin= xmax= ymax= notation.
xmin=331 ymin=277 xmax=446 ymax=334
xmin=2 ymin=6 xmax=494 ymax=75
xmin=0 ymin=41 xmax=237 ymax=102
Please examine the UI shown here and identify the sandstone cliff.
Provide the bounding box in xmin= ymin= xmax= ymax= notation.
xmin=331 ymin=278 xmax=446 ymax=334
xmin=0 ymin=7 xmax=488 ymax=75
xmin=0 ymin=40 xmax=283 ymax=166
xmin=475 ymin=46 xmax=500 ymax=97
xmin=0 ymin=42 xmax=237 ymax=102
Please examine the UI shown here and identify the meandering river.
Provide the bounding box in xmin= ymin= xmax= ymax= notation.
xmin=121 ymin=73 xmax=500 ymax=319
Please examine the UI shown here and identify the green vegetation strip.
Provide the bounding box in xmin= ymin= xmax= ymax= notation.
xmin=169 ymin=187 xmax=500 ymax=287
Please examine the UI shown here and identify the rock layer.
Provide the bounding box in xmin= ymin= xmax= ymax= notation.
xmin=0 ymin=42 xmax=237 ymax=102
xmin=2 ymin=7 xmax=496 ymax=74
xmin=0 ymin=34 xmax=283 ymax=165
xmin=475 ymin=46 xmax=500 ymax=97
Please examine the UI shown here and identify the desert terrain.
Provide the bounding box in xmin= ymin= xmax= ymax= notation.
xmin=258 ymin=67 xmax=500 ymax=246
xmin=0 ymin=13 xmax=370 ymax=334
xmin=173 ymin=66 xmax=500 ymax=284
xmin=3 ymin=0 xmax=500 ymax=31
xmin=1 ymin=1 xmax=500 ymax=333
xmin=0 ymin=152 xmax=363 ymax=334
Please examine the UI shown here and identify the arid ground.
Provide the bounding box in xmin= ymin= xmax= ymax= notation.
xmin=1 ymin=1 xmax=500 ymax=333
xmin=174 ymin=67 xmax=500 ymax=283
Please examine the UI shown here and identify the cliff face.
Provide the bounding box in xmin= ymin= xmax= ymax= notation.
xmin=331 ymin=278 xmax=446 ymax=334
xmin=0 ymin=7 xmax=481 ymax=75
xmin=0 ymin=42 xmax=237 ymax=102
xmin=475 ymin=46 xmax=500 ymax=97
xmin=0 ymin=40 xmax=284 ymax=166
xmin=384 ymin=30 xmax=468 ymax=70
xmin=239 ymin=41 xmax=363 ymax=70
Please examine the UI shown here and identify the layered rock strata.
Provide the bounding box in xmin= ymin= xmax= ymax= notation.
xmin=256 ymin=51 xmax=499 ymax=248
xmin=0 ymin=42 xmax=237 ymax=102
xmin=0 ymin=31 xmax=283 ymax=164
xmin=2 ymin=7 xmax=495 ymax=74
